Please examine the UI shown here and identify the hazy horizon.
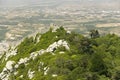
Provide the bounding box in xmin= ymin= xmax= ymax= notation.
xmin=0 ymin=0 xmax=120 ymax=10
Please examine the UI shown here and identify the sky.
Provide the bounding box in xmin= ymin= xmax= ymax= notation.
xmin=0 ymin=0 xmax=38 ymax=7
xmin=0 ymin=0 xmax=119 ymax=9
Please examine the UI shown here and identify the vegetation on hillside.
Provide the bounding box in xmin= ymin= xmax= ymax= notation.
xmin=1 ymin=27 xmax=120 ymax=80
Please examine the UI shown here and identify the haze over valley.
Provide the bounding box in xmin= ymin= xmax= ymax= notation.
xmin=0 ymin=0 xmax=120 ymax=52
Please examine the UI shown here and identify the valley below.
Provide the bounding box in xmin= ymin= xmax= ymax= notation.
xmin=0 ymin=0 xmax=120 ymax=60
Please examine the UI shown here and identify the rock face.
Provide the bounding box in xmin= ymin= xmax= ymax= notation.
xmin=46 ymin=40 xmax=70 ymax=52
xmin=18 ymin=58 xmax=29 ymax=65
xmin=5 ymin=61 xmax=15 ymax=72
xmin=0 ymin=39 xmax=70 ymax=80
xmin=0 ymin=42 xmax=9 ymax=58
xmin=5 ymin=48 xmax=17 ymax=61
xmin=0 ymin=61 xmax=15 ymax=80
xmin=28 ymin=69 xmax=35 ymax=79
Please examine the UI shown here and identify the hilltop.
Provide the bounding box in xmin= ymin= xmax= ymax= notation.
xmin=0 ymin=27 xmax=120 ymax=80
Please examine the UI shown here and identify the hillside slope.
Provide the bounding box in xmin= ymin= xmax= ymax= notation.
xmin=0 ymin=27 xmax=120 ymax=80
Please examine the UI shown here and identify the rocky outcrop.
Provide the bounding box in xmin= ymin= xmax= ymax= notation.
xmin=0 ymin=39 xmax=70 ymax=80
xmin=0 ymin=61 xmax=15 ymax=80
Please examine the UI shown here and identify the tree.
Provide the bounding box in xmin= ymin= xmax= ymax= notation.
xmin=90 ymin=53 xmax=108 ymax=75
xmin=79 ymin=38 xmax=93 ymax=54
xmin=90 ymin=30 xmax=100 ymax=38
